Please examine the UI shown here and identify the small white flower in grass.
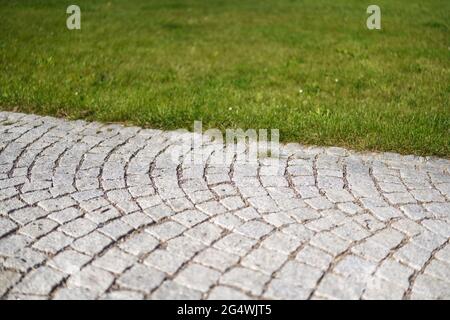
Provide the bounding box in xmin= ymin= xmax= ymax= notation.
xmin=299 ymin=89 xmax=303 ymax=94
xmin=335 ymin=78 xmax=339 ymax=83
xmin=228 ymin=107 xmax=233 ymax=111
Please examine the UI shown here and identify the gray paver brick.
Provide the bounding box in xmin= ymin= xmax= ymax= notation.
xmin=48 ymin=207 xmax=83 ymax=224
xmin=3 ymin=247 xmax=46 ymax=272
xmin=12 ymin=266 xmax=65 ymax=295
xmin=144 ymin=249 xmax=187 ymax=275
xmin=117 ymin=264 xmax=165 ymax=293
xmin=53 ymin=287 xmax=97 ymax=300
xmin=235 ymin=221 xmax=273 ymax=240
xmin=310 ymin=232 xmax=351 ymax=256
xmin=242 ymin=247 xmax=287 ymax=275
xmin=265 ymin=278 xmax=311 ymax=300
xmin=71 ymin=231 xmax=112 ymax=256
xmin=32 ymin=231 xmax=73 ymax=254
xmin=120 ymin=211 xmax=153 ymax=229
xmin=38 ymin=196 xmax=76 ymax=212
xmin=194 ymin=247 xmax=239 ymax=272
xmin=173 ymin=209 xmax=208 ymax=227
xmin=315 ymin=273 xmax=365 ymax=300
xmin=214 ymin=233 xmax=257 ymax=256
xmin=184 ymin=222 xmax=223 ymax=245
xmin=208 ymin=285 xmax=251 ymax=300
xmin=67 ymin=265 xmax=114 ymax=294
xmin=119 ymin=232 xmax=159 ymax=256
xmin=220 ymin=267 xmax=270 ymax=296
xmin=152 ymin=281 xmax=202 ymax=300
xmin=0 ymin=217 xmax=17 ymax=237
xmin=49 ymin=249 xmax=91 ymax=274
xmin=59 ymin=218 xmax=97 ymax=238
xmin=393 ymin=243 xmax=432 ymax=270
xmin=93 ymin=248 xmax=137 ymax=274
xmin=0 ymin=270 xmax=22 ymax=296
xmin=174 ymin=263 xmax=221 ymax=292
xmin=99 ymin=219 xmax=134 ymax=240
xmin=411 ymin=273 xmax=450 ymax=299
xmin=276 ymin=261 xmax=323 ymax=289
xmin=296 ymin=245 xmax=333 ymax=270
xmin=101 ymin=290 xmax=144 ymax=300
xmin=145 ymin=221 xmax=186 ymax=241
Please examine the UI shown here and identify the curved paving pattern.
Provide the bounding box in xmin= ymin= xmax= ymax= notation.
xmin=0 ymin=111 xmax=449 ymax=300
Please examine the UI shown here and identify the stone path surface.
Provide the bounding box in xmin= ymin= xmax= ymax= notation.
xmin=0 ymin=111 xmax=449 ymax=300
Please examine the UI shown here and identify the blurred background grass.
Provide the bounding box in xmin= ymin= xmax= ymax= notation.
xmin=0 ymin=0 xmax=449 ymax=156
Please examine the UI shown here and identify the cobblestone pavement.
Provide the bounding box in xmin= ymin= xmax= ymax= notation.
xmin=0 ymin=111 xmax=449 ymax=300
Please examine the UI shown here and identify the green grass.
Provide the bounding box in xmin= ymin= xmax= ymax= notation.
xmin=0 ymin=0 xmax=449 ymax=156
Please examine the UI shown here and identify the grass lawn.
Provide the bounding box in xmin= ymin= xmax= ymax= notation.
xmin=0 ymin=0 xmax=449 ymax=157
